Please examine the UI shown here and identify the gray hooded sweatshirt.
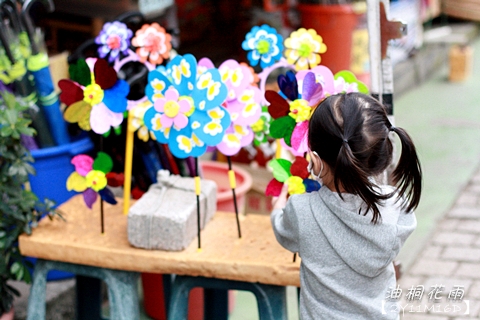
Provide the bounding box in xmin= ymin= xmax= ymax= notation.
xmin=271 ymin=185 xmax=416 ymax=320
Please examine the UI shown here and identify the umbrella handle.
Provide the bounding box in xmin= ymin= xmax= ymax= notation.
xmin=0 ymin=22 xmax=16 ymax=63
xmin=114 ymin=11 xmax=145 ymax=25
xmin=21 ymin=0 xmax=54 ymax=55
xmin=1 ymin=0 xmax=23 ymax=33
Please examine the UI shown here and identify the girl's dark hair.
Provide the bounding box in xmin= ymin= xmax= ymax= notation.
xmin=308 ymin=92 xmax=422 ymax=223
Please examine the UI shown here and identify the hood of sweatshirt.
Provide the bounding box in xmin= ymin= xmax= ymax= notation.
xmin=313 ymin=185 xmax=416 ymax=278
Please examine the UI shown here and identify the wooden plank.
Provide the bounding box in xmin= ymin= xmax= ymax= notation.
xmin=19 ymin=195 xmax=300 ymax=287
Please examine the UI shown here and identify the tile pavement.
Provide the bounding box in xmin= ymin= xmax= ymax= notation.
xmin=397 ymin=165 xmax=480 ymax=319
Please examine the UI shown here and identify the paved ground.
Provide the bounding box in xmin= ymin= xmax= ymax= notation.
xmin=398 ymin=167 xmax=480 ymax=319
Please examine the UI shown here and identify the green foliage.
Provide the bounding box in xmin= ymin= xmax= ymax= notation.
xmin=0 ymin=90 xmax=56 ymax=315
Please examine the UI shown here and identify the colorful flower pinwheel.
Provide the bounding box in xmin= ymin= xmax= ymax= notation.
xmin=251 ymin=105 xmax=272 ymax=146
xmin=297 ymin=67 xmax=368 ymax=96
xmin=266 ymin=157 xmax=320 ymax=196
xmin=132 ymin=23 xmax=172 ymax=65
xmin=284 ymin=28 xmax=327 ymax=71
xmin=296 ymin=65 xmax=336 ymax=96
xmin=242 ymin=24 xmax=284 ymax=69
xmin=334 ymin=71 xmax=369 ymax=94
xmin=59 ymin=58 xmax=130 ymax=134
xmin=199 ymin=58 xmax=262 ymax=155
xmin=66 ymin=152 xmax=117 ymax=209
xmin=95 ymin=21 xmax=133 ymax=63
xmin=143 ymin=54 xmax=230 ymax=158
xmin=265 ymin=70 xmax=324 ymax=153
xmin=128 ymin=99 xmax=154 ymax=142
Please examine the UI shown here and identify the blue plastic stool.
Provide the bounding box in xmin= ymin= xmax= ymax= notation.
xmin=26 ymin=259 xmax=140 ymax=320
xmin=168 ymin=275 xmax=288 ymax=320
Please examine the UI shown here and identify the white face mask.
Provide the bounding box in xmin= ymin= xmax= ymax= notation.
xmin=307 ymin=151 xmax=323 ymax=183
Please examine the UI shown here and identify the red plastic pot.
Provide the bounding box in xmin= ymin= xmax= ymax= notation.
xmin=298 ymin=4 xmax=360 ymax=74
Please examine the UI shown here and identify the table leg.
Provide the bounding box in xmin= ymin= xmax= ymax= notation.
xmin=26 ymin=260 xmax=49 ymax=320
xmin=26 ymin=259 xmax=139 ymax=320
xmin=168 ymin=276 xmax=288 ymax=320
xmin=106 ymin=270 xmax=140 ymax=320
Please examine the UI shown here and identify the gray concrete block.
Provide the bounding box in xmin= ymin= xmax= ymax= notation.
xmin=128 ymin=170 xmax=217 ymax=251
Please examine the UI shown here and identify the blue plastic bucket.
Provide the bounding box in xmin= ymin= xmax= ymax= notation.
xmin=28 ymin=136 xmax=93 ymax=281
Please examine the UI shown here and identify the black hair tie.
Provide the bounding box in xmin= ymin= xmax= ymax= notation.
xmin=389 ymin=125 xmax=396 ymax=132
xmin=343 ymin=139 xmax=348 ymax=144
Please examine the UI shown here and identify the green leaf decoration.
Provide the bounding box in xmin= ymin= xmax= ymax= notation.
xmin=93 ymin=152 xmax=113 ymax=174
xmin=270 ymin=116 xmax=296 ymax=146
xmin=69 ymin=58 xmax=91 ymax=87
xmin=334 ymin=70 xmax=369 ymax=94
xmin=268 ymin=158 xmax=292 ymax=183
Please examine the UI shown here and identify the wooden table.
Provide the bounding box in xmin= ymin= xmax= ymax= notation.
xmin=19 ymin=195 xmax=300 ymax=320
xmin=20 ymin=195 xmax=300 ymax=319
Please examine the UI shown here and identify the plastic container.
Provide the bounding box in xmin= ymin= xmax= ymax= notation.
xmin=200 ymin=161 xmax=253 ymax=214
xmin=297 ymin=4 xmax=360 ymax=74
xmin=27 ymin=136 xmax=93 ymax=281
xmin=29 ymin=136 xmax=94 ymax=207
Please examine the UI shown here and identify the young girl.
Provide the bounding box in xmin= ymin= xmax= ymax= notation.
xmin=271 ymin=92 xmax=422 ymax=320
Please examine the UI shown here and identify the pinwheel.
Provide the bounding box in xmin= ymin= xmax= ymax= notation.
xmin=66 ymin=152 xmax=117 ymax=233
xmin=334 ymin=70 xmax=369 ymax=94
xmin=197 ymin=58 xmax=262 ymax=156
xmin=128 ymin=99 xmax=154 ymax=142
xmin=132 ymin=22 xmax=172 ymax=66
xmin=199 ymin=58 xmax=263 ymax=238
xmin=251 ymin=105 xmax=272 ymax=147
xmin=284 ymin=28 xmax=327 ymax=71
xmin=143 ymin=53 xmax=230 ymax=248
xmin=59 ymin=58 xmax=130 ymax=135
xmin=265 ymin=70 xmax=325 ymax=155
xmin=144 ymin=54 xmax=230 ymax=159
xmin=242 ymin=24 xmax=284 ymax=69
xmin=95 ymin=21 xmax=133 ymax=63
xmin=265 ymin=156 xmax=320 ymax=197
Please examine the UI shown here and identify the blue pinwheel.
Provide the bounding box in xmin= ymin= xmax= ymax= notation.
xmin=242 ymin=24 xmax=284 ymax=69
xmin=143 ymin=54 xmax=230 ymax=159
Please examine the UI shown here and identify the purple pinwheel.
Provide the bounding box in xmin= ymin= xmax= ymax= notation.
xmin=95 ymin=21 xmax=133 ymax=63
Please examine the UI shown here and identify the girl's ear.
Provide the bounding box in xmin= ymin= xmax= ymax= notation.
xmin=310 ymin=151 xmax=322 ymax=176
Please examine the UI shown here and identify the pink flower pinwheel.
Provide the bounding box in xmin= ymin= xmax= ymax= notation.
xmin=201 ymin=59 xmax=262 ymax=156
xmin=153 ymin=87 xmax=192 ymax=130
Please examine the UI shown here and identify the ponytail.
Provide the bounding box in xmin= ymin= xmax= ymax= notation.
xmin=389 ymin=126 xmax=422 ymax=213
xmin=336 ymin=140 xmax=390 ymax=224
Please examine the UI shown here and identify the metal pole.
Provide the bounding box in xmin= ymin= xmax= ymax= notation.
xmin=367 ymin=0 xmax=383 ymax=104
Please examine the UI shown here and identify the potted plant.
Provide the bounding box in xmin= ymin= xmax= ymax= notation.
xmin=0 ymin=88 xmax=56 ymax=318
